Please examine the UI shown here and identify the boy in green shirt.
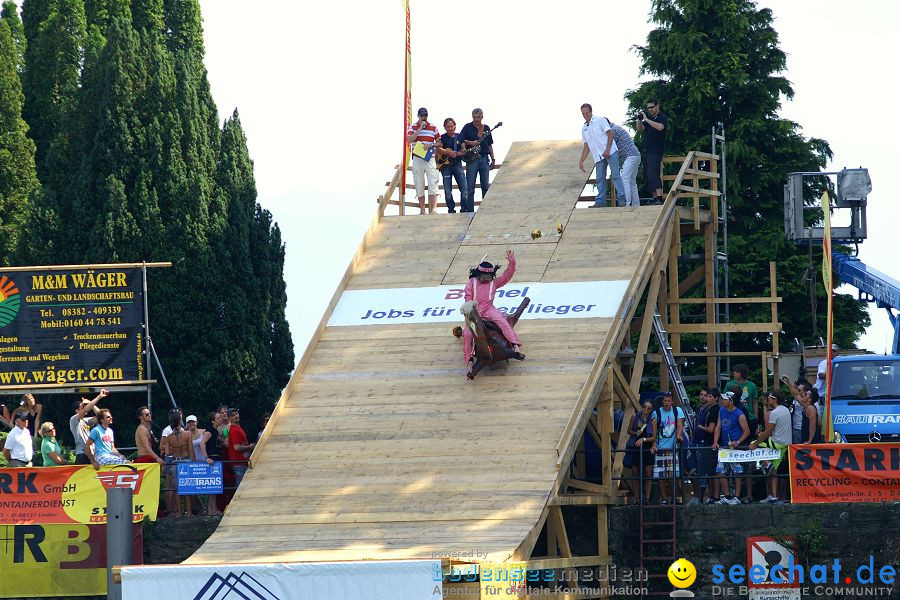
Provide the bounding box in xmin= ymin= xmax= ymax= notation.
xmin=724 ymin=363 xmax=759 ymax=503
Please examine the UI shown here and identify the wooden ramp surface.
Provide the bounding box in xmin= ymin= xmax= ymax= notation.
xmin=187 ymin=141 xmax=664 ymax=565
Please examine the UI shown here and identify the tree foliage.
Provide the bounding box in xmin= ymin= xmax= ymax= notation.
xmin=2 ymin=0 xmax=293 ymax=432
xmin=0 ymin=7 xmax=37 ymax=264
xmin=627 ymin=0 xmax=869 ymax=351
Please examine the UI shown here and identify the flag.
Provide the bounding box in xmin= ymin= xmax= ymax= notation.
xmin=400 ymin=0 xmax=412 ymax=214
xmin=821 ymin=191 xmax=836 ymax=442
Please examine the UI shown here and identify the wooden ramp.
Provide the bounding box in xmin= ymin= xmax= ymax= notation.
xmin=186 ymin=141 xmax=674 ymax=566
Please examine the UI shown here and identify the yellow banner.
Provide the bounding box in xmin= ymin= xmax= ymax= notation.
xmin=0 ymin=522 xmax=142 ymax=597
xmin=0 ymin=464 xmax=160 ymax=524
xmin=401 ymin=0 xmax=412 ymax=204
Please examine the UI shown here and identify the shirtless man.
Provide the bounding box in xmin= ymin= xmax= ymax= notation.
xmin=162 ymin=413 xmax=196 ymax=516
xmin=134 ymin=406 xmax=164 ymax=464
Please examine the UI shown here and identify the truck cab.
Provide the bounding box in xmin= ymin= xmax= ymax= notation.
xmin=830 ymin=355 xmax=900 ymax=443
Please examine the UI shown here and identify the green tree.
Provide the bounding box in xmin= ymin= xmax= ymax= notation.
xmin=13 ymin=0 xmax=292 ymax=431
xmin=0 ymin=15 xmax=38 ymax=264
xmin=1 ymin=2 xmax=26 ymax=71
xmin=627 ymin=0 xmax=869 ymax=350
xmin=21 ymin=0 xmax=85 ymax=181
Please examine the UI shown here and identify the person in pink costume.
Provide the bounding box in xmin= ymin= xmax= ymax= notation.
xmin=462 ymin=249 xmax=524 ymax=371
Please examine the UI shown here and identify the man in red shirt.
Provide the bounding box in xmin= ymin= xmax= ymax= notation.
xmin=406 ymin=107 xmax=442 ymax=215
xmin=226 ymin=408 xmax=254 ymax=488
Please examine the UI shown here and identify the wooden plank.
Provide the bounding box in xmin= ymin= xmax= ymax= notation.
xmin=629 ymin=268 xmax=662 ymax=391
xmin=667 ymin=323 xmax=782 ymax=333
xmin=524 ymin=556 xmax=612 ymax=569
xmin=677 ymin=184 xmax=721 ymax=196
xmin=564 ymin=478 xmax=608 ymax=495
xmin=548 ymin=506 xmax=571 ymax=559
xmin=597 ymin=505 xmax=609 ymax=559
xmin=549 ymin=495 xmax=623 ymax=506
xmin=668 ymin=296 xmax=783 ymax=304
xmin=704 ymin=222 xmax=717 ymax=386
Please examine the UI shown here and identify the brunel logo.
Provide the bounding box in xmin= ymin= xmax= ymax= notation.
xmin=193 ymin=571 xmax=281 ymax=600
xmin=0 ymin=276 xmax=20 ymax=328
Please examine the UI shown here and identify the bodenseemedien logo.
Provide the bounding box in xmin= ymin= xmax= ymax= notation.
xmin=0 ymin=275 xmax=20 ymax=327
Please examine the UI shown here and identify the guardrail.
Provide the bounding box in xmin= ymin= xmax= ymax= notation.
xmin=378 ymin=162 xmax=502 ymax=216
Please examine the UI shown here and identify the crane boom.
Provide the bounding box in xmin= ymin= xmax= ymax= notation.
xmin=832 ymin=252 xmax=900 ymax=353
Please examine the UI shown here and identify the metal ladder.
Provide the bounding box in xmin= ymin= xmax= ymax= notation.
xmin=651 ymin=309 xmax=689 ymax=406
xmin=638 ymin=457 xmax=678 ymax=598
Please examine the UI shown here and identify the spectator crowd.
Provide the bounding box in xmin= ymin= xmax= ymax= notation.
xmin=622 ymin=362 xmax=830 ymax=506
xmin=2 ymin=390 xmax=272 ymax=518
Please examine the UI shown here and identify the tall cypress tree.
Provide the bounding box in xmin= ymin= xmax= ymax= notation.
xmin=0 ymin=15 xmax=38 ymax=264
xmin=1 ymin=2 xmax=25 ymax=71
xmin=14 ymin=0 xmax=293 ymax=423
xmin=214 ymin=112 xmax=294 ymax=409
xmin=21 ymin=0 xmax=85 ymax=181
xmin=627 ymin=0 xmax=869 ymax=349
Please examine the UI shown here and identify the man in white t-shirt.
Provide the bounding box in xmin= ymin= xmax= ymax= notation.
xmin=3 ymin=413 xmax=34 ymax=467
xmin=750 ymin=390 xmax=793 ymax=503
xmin=578 ymin=103 xmax=625 ymax=207
xmin=814 ymin=346 xmax=839 ymax=396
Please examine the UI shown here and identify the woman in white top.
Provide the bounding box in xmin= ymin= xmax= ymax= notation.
xmin=186 ymin=415 xmax=211 ymax=515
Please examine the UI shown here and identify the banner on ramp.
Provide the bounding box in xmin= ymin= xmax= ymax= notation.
xmin=328 ymin=280 xmax=630 ymax=327
xmin=120 ymin=560 xmax=441 ymax=600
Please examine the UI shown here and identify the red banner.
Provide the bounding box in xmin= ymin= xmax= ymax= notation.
xmin=0 ymin=464 xmax=160 ymax=524
xmin=788 ymin=443 xmax=900 ymax=503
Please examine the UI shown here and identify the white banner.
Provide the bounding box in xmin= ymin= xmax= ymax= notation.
xmin=717 ymin=448 xmax=782 ymax=463
xmin=121 ymin=560 xmax=441 ymax=600
xmin=327 ymin=280 xmax=630 ymax=327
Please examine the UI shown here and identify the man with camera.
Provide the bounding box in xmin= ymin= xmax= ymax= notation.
xmin=635 ymin=98 xmax=668 ymax=205
xmin=406 ymin=107 xmax=442 ymax=215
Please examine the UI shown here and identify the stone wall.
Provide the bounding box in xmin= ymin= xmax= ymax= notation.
xmin=609 ymin=503 xmax=900 ymax=599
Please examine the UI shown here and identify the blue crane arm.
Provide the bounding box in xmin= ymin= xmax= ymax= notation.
xmin=832 ymin=252 xmax=900 ymax=353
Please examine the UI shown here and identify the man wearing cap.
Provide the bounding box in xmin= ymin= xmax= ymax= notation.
xmin=712 ymin=391 xmax=750 ymax=504
xmin=749 ymin=390 xmax=791 ymax=504
xmin=225 ymin=408 xmax=254 ymax=487
xmin=406 ymin=107 xmax=442 ymax=215
xmin=69 ymin=389 xmax=109 ymax=465
xmin=3 ymin=413 xmax=34 ymax=467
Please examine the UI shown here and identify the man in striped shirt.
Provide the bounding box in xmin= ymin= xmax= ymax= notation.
xmin=609 ymin=121 xmax=641 ymax=207
xmin=406 ymin=107 xmax=442 ymax=214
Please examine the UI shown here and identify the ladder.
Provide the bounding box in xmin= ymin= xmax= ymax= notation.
xmin=652 ymin=309 xmax=690 ymax=404
xmin=638 ymin=457 xmax=678 ymax=598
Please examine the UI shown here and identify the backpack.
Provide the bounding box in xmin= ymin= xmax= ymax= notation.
xmin=654 ymin=406 xmax=689 ymax=446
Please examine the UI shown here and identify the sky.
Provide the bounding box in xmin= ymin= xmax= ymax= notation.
xmin=197 ymin=0 xmax=900 ymax=361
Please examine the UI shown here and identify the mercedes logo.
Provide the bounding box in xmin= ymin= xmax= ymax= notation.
xmin=868 ymin=430 xmax=882 ymax=443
